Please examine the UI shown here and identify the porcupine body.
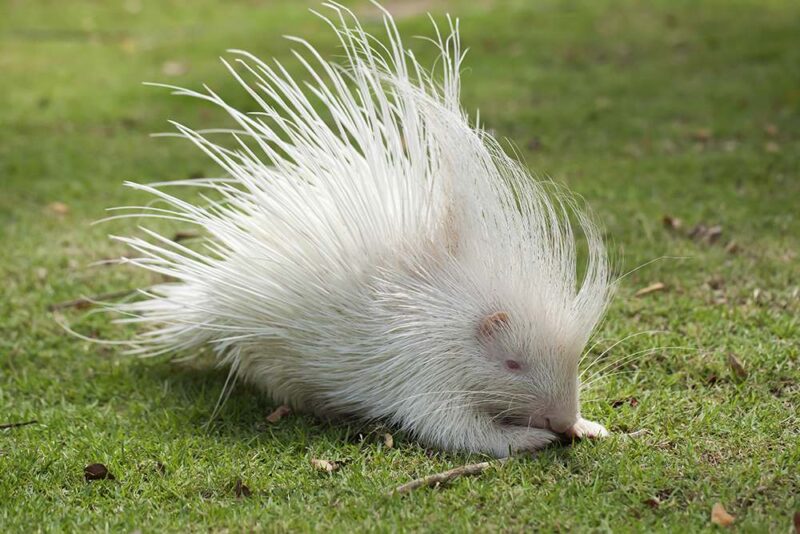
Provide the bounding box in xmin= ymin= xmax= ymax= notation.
xmin=107 ymin=3 xmax=613 ymax=457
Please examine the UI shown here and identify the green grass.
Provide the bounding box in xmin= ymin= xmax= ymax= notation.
xmin=1 ymin=0 xmax=798 ymax=531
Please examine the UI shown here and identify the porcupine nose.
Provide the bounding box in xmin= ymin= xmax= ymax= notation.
xmin=546 ymin=416 xmax=576 ymax=434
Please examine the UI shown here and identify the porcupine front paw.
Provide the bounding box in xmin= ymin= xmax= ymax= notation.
xmin=564 ymin=417 xmax=609 ymax=440
xmin=487 ymin=425 xmax=559 ymax=458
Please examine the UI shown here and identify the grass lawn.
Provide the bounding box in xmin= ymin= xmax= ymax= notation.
xmin=1 ymin=0 xmax=798 ymax=531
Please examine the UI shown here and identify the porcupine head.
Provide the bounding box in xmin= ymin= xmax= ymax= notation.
xmin=102 ymin=2 xmax=614 ymax=457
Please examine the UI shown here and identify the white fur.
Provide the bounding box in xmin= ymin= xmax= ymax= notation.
xmin=106 ymin=2 xmax=613 ymax=457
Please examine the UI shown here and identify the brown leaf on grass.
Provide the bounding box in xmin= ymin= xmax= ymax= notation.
xmin=47 ymin=201 xmax=70 ymax=216
xmin=724 ymin=241 xmax=740 ymax=254
xmin=708 ymin=226 xmax=723 ymax=242
xmin=265 ymin=404 xmax=291 ymax=424
xmin=691 ymin=128 xmax=713 ymax=142
xmin=84 ymin=463 xmax=115 ymax=481
xmin=662 ymin=214 xmax=683 ymax=231
xmin=310 ymin=458 xmax=339 ymax=473
xmin=384 ymin=433 xmax=394 ymax=449
xmin=763 ymin=123 xmax=778 ymax=137
xmin=611 ymin=397 xmax=639 ymax=408
xmin=689 ymin=224 xmax=723 ymax=244
xmin=711 ymin=502 xmax=735 ymax=527
xmin=643 ymin=497 xmax=661 ymax=509
xmin=234 ymin=478 xmax=252 ymax=498
xmin=793 ymin=511 xmax=800 ymax=534
xmin=706 ymin=276 xmax=725 ymax=290
xmin=635 ymin=282 xmax=666 ymax=297
xmin=727 ymin=353 xmax=747 ymax=379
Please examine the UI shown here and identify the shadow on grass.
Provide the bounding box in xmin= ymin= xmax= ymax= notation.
xmin=126 ymin=354 xmax=584 ymax=465
xmin=126 ymin=355 xmax=431 ymax=454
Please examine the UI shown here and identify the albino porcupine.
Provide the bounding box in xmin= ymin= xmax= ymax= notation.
xmin=103 ymin=2 xmax=613 ymax=457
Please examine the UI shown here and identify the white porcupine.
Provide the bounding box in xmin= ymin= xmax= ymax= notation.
xmin=106 ymin=2 xmax=613 ymax=457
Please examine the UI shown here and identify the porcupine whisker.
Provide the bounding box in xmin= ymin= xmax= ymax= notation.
xmin=581 ymin=346 xmax=697 ymax=390
xmin=580 ymin=330 xmax=666 ymax=379
xmin=582 ymin=345 xmax=696 ymax=385
xmin=579 ymin=328 xmax=665 ymax=367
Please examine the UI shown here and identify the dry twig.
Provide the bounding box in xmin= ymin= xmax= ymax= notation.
xmin=0 ymin=420 xmax=38 ymax=430
xmin=634 ymin=282 xmax=666 ymax=297
xmin=390 ymin=458 xmax=508 ymax=496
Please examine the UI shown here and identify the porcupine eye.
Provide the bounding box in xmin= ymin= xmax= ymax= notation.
xmin=504 ymin=359 xmax=522 ymax=371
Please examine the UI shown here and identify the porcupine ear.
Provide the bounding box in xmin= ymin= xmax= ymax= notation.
xmin=478 ymin=312 xmax=510 ymax=339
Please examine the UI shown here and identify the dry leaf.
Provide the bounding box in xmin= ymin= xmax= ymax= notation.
xmin=662 ymin=214 xmax=682 ymax=231
xmin=727 ymin=353 xmax=747 ymax=379
xmin=763 ymin=123 xmax=778 ymax=137
xmin=265 ymin=404 xmax=291 ymax=424
xmin=704 ymin=225 xmax=723 ymax=244
xmin=310 ymin=458 xmax=339 ymax=473
xmin=635 ymin=282 xmax=666 ymax=297
xmin=711 ymin=502 xmax=735 ymax=527
xmin=84 ymin=463 xmax=115 ymax=481
xmin=234 ymin=478 xmax=252 ymax=498
xmin=162 ymin=61 xmax=188 ymax=76
xmin=612 ymin=397 xmax=639 ymax=408
xmin=688 ymin=223 xmax=706 ymax=239
xmin=724 ymin=241 xmax=739 ymax=254
xmin=707 ymin=276 xmax=724 ymax=290
xmin=689 ymin=224 xmax=723 ymax=244
xmin=692 ymin=128 xmax=712 ymax=142
xmin=643 ymin=497 xmax=661 ymax=509
xmin=47 ymin=201 xmax=70 ymax=216
xmin=384 ymin=433 xmax=394 ymax=449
